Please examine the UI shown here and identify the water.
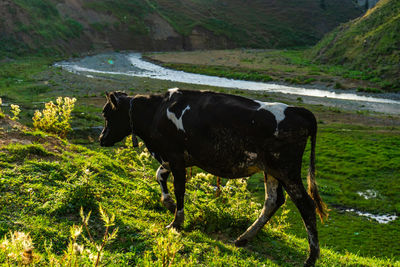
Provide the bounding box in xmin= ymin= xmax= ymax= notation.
xmin=344 ymin=208 xmax=397 ymax=224
xmin=55 ymin=52 xmax=400 ymax=114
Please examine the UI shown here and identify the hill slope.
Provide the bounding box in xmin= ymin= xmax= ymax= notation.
xmin=0 ymin=0 xmax=362 ymax=57
xmin=309 ymin=0 xmax=400 ymax=90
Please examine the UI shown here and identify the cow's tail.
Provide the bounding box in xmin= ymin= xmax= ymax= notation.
xmin=306 ymin=111 xmax=329 ymax=222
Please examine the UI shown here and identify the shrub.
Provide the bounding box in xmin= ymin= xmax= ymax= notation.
xmin=10 ymin=104 xmax=21 ymax=120
xmin=32 ymin=96 xmax=76 ymax=138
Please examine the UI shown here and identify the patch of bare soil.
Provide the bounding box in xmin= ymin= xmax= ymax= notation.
xmin=0 ymin=115 xmax=65 ymax=153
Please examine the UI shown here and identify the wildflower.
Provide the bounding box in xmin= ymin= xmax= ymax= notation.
xmin=73 ymin=243 xmax=84 ymax=255
xmin=70 ymin=225 xmax=83 ymax=239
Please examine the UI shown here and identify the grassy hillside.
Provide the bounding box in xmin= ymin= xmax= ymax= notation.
xmin=0 ymin=114 xmax=399 ymax=266
xmin=1 ymin=55 xmax=400 ymax=265
xmin=0 ymin=0 xmax=86 ymax=57
xmin=0 ymin=0 xmax=362 ymax=58
xmin=142 ymin=0 xmax=361 ymax=48
xmin=309 ymin=0 xmax=400 ymax=91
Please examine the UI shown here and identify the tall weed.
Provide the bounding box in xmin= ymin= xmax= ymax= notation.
xmin=0 ymin=231 xmax=39 ymax=265
xmin=32 ymin=96 xmax=76 ymax=138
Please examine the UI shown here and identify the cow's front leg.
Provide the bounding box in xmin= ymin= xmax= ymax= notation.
xmin=166 ymin=164 xmax=186 ymax=229
xmin=156 ymin=166 xmax=176 ymax=213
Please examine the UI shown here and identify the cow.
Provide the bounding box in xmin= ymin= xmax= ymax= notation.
xmin=99 ymin=88 xmax=328 ymax=266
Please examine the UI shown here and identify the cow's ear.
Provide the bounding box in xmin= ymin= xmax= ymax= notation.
xmin=109 ymin=92 xmax=119 ymax=110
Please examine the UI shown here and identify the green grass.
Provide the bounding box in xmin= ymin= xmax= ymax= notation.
xmin=164 ymin=63 xmax=274 ymax=82
xmin=1 ymin=117 xmax=399 ymax=266
xmin=1 ymin=54 xmax=400 ymax=265
xmin=245 ymin=123 xmax=400 ymax=259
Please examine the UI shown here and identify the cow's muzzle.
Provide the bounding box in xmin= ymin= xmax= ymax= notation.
xmin=99 ymin=132 xmax=114 ymax=147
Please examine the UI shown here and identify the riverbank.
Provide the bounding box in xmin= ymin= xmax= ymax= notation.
xmin=144 ymin=49 xmax=399 ymax=93
xmin=54 ymin=51 xmax=400 ymax=115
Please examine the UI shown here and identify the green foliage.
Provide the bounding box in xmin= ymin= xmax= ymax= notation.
xmin=33 ymin=97 xmax=77 ymax=138
xmin=309 ymin=0 xmax=400 ymax=88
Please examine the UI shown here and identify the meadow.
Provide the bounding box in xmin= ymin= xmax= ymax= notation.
xmin=1 ymin=54 xmax=400 ymax=266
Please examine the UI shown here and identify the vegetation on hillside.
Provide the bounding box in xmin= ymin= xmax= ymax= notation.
xmin=0 ymin=0 xmax=362 ymax=58
xmin=309 ymin=0 xmax=400 ymax=91
xmin=0 ymin=0 xmax=84 ymax=58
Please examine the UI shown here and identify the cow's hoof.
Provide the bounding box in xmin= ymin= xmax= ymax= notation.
xmin=303 ymin=258 xmax=316 ymax=267
xmin=166 ymin=209 xmax=184 ymax=230
xmin=234 ymin=238 xmax=248 ymax=247
xmin=166 ymin=221 xmax=182 ymax=230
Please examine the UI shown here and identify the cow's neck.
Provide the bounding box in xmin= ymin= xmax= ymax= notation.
xmin=130 ymin=94 xmax=163 ymax=138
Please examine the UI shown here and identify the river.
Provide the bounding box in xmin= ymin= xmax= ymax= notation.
xmin=55 ymin=52 xmax=400 ymax=115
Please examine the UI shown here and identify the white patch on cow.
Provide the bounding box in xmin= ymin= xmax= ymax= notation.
xmin=156 ymin=167 xmax=169 ymax=193
xmin=254 ymin=100 xmax=288 ymax=136
xmin=273 ymin=152 xmax=280 ymax=159
xmin=166 ymin=105 xmax=191 ymax=132
xmin=168 ymin=87 xmax=181 ymax=99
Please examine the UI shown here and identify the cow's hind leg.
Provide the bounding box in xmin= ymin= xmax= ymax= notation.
xmin=283 ymin=179 xmax=319 ymax=267
xmin=235 ymin=173 xmax=285 ymax=247
xmin=156 ymin=166 xmax=176 ymax=213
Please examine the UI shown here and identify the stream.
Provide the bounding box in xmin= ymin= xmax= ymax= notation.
xmin=55 ymin=52 xmax=400 ymax=115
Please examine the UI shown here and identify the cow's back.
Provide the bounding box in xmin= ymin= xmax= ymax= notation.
xmin=155 ymin=90 xmax=314 ymax=177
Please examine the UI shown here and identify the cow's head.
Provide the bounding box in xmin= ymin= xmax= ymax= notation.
xmin=99 ymin=92 xmax=133 ymax=147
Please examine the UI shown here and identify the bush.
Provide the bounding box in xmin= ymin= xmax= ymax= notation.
xmin=32 ymin=97 xmax=76 ymax=138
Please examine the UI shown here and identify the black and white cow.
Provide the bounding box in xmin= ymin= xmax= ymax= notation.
xmin=99 ymin=88 xmax=328 ymax=266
